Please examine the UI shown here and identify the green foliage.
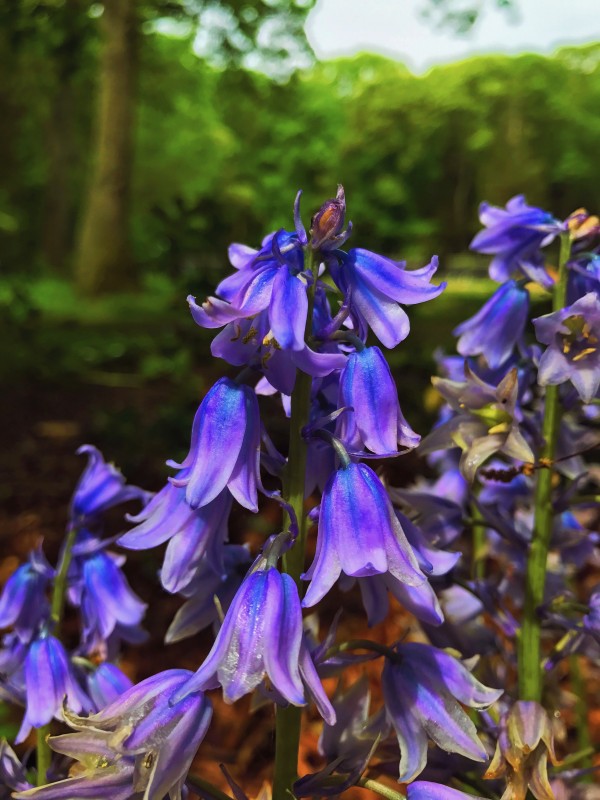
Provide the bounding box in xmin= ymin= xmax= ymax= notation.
xmin=1 ymin=18 xmax=600 ymax=285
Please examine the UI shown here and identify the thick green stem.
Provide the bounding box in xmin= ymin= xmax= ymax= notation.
xmin=273 ymin=249 xmax=318 ymax=800
xmin=518 ymin=233 xmax=570 ymax=702
xmin=37 ymin=525 xmax=78 ymax=785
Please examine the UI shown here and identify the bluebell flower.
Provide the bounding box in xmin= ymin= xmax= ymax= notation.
xmin=470 ymin=195 xmax=563 ymax=287
xmin=170 ymin=378 xmax=262 ymax=511
xmin=196 ymin=294 xmax=345 ymax=394
xmin=382 ymin=642 xmax=502 ymax=782
xmin=302 ymin=462 xmax=426 ymax=608
xmin=70 ymin=445 xmax=148 ymax=526
xmin=533 ymin=291 xmax=600 ymax=403
xmin=0 ymin=546 xmax=53 ymax=642
xmin=16 ymin=632 xmax=90 ymax=743
xmin=189 ymin=228 xmax=309 ymax=349
xmin=170 ymin=565 xmax=306 ymax=705
xmin=119 ymin=479 xmax=232 ymax=593
xmin=69 ymin=536 xmax=146 ymax=647
xmin=340 ymin=511 xmax=456 ymax=627
xmin=86 ymin=662 xmax=133 ymax=711
xmin=14 ymin=670 xmax=212 ymax=800
xmin=407 ymin=783 xmax=489 ymax=799
xmin=566 ymin=253 xmax=600 ymax=304
xmin=336 ymin=345 xmax=420 ymax=454
xmin=165 ymin=545 xmax=251 ymax=644
xmin=329 ymin=251 xmax=445 ymax=348
xmin=171 ymin=564 xmax=334 ymax=722
xmin=454 ymin=280 xmax=530 ymax=368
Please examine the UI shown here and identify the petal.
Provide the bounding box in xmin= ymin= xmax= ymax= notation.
xmin=24 ymin=636 xmax=69 ymax=728
xmin=382 ymin=661 xmax=428 ymax=783
xmin=338 ymin=347 xmax=399 ymax=454
xmin=269 ymin=266 xmax=309 ymax=350
xmin=262 ymin=571 xmax=305 ymax=705
xmin=350 ymin=250 xmax=445 ymax=305
xmin=298 ymin=639 xmax=336 ymax=725
xmin=407 ymin=782 xmax=487 ymax=800
xmin=161 ymin=492 xmax=231 ymax=593
xmin=184 ymin=379 xmax=249 ymax=509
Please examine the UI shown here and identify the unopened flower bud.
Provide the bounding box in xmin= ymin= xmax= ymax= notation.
xmin=566 ymin=207 xmax=600 ymax=242
xmin=310 ymin=185 xmax=347 ymax=250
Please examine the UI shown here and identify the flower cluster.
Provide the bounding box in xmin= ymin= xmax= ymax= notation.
xmin=2 ymin=187 xmax=599 ymax=800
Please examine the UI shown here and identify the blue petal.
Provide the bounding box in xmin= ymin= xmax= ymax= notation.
xmin=263 ymin=571 xmax=305 ymax=705
xmin=269 ymin=265 xmax=309 ymax=350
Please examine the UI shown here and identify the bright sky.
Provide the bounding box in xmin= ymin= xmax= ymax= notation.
xmin=305 ymin=0 xmax=600 ymax=73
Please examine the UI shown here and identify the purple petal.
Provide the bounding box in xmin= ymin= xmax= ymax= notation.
xmin=269 ymin=266 xmax=309 ymax=350
xmin=262 ymin=571 xmax=305 ymax=705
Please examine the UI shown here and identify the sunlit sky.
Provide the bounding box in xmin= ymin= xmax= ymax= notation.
xmin=305 ymin=0 xmax=600 ymax=73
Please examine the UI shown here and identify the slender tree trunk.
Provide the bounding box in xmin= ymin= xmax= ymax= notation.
xmin=75 ymin=0 xmax=137 ymax=295
xmin=41 ymin=0 xmax=88 ymax=272
xmin=42 ymin=82 xmax=77 ymax=270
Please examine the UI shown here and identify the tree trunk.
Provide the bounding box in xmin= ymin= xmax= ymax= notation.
xmin=41 ymin=0 xmax=88 ymax=272
xmin=75 ymin=0 xmax=137 ymax=295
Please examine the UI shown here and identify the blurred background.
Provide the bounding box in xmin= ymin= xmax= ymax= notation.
xmin=2 ymin=0 xmax=599 ymax=529
xmin=0 ymin=0 xmax=599 ymax=783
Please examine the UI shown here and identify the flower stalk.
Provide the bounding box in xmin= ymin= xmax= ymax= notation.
xmin=273 ymin=246 xmax=318 ymax=800
xmin=518 ymin=232 xmax=571 ymax=702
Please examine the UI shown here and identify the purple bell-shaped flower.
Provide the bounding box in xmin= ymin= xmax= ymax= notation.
xmin=171 ymin=377 xmax=262 ymax=512
xmin=302 ymin=462 xmax=426 ymax=608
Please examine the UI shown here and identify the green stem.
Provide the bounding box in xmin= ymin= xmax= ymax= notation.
xmin=50 ymin=525 xmax=78 ymax=625
xmin=518 ymin=232 xmax=570 ymax=702
xmin=470 ymin=500 xmax=486 ymax=580
xmin=273 ymin=248 xmax=318 ymax=800
xmin=37 ymin=525 xmax=78 ymax=785
xmin=36 ymin=729 xmax=51 ymax=787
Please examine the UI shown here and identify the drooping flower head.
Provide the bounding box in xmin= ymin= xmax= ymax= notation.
xmin=171 ymin=552 xmax=334 ymax=723
xmin=454 ymin=280 xmax=530 ymax=369
xmin=171 ymin=377 xmax=262 ymax=512
xmin=302 ymin=461 xmax=427 ymax=608
xmin=470 ymin=195 xmax=564 ymax=287
xmin=70 ymin=445 xmax=147 ymax=527
xmin=533 ymin=291 xmax=600 ymax=403
xmin=67 ymin=530 xmax=147 ymax=650
xmin=382 ymin=642 xmax=502 ymax=783
xmin=336 ymin=345 xmax=420 ymax=454
xmin=16 ymin=631 xmax=90 ymax=743
xmin=14 ymin=670 xmax=212 ymax=800
xmin=0 ymin=546 xmax=53 ymax=642
xmin=119 ymin=478 xmax=232 ymax=593
xmin=329 ymin=251 xmax=445 ymax=348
